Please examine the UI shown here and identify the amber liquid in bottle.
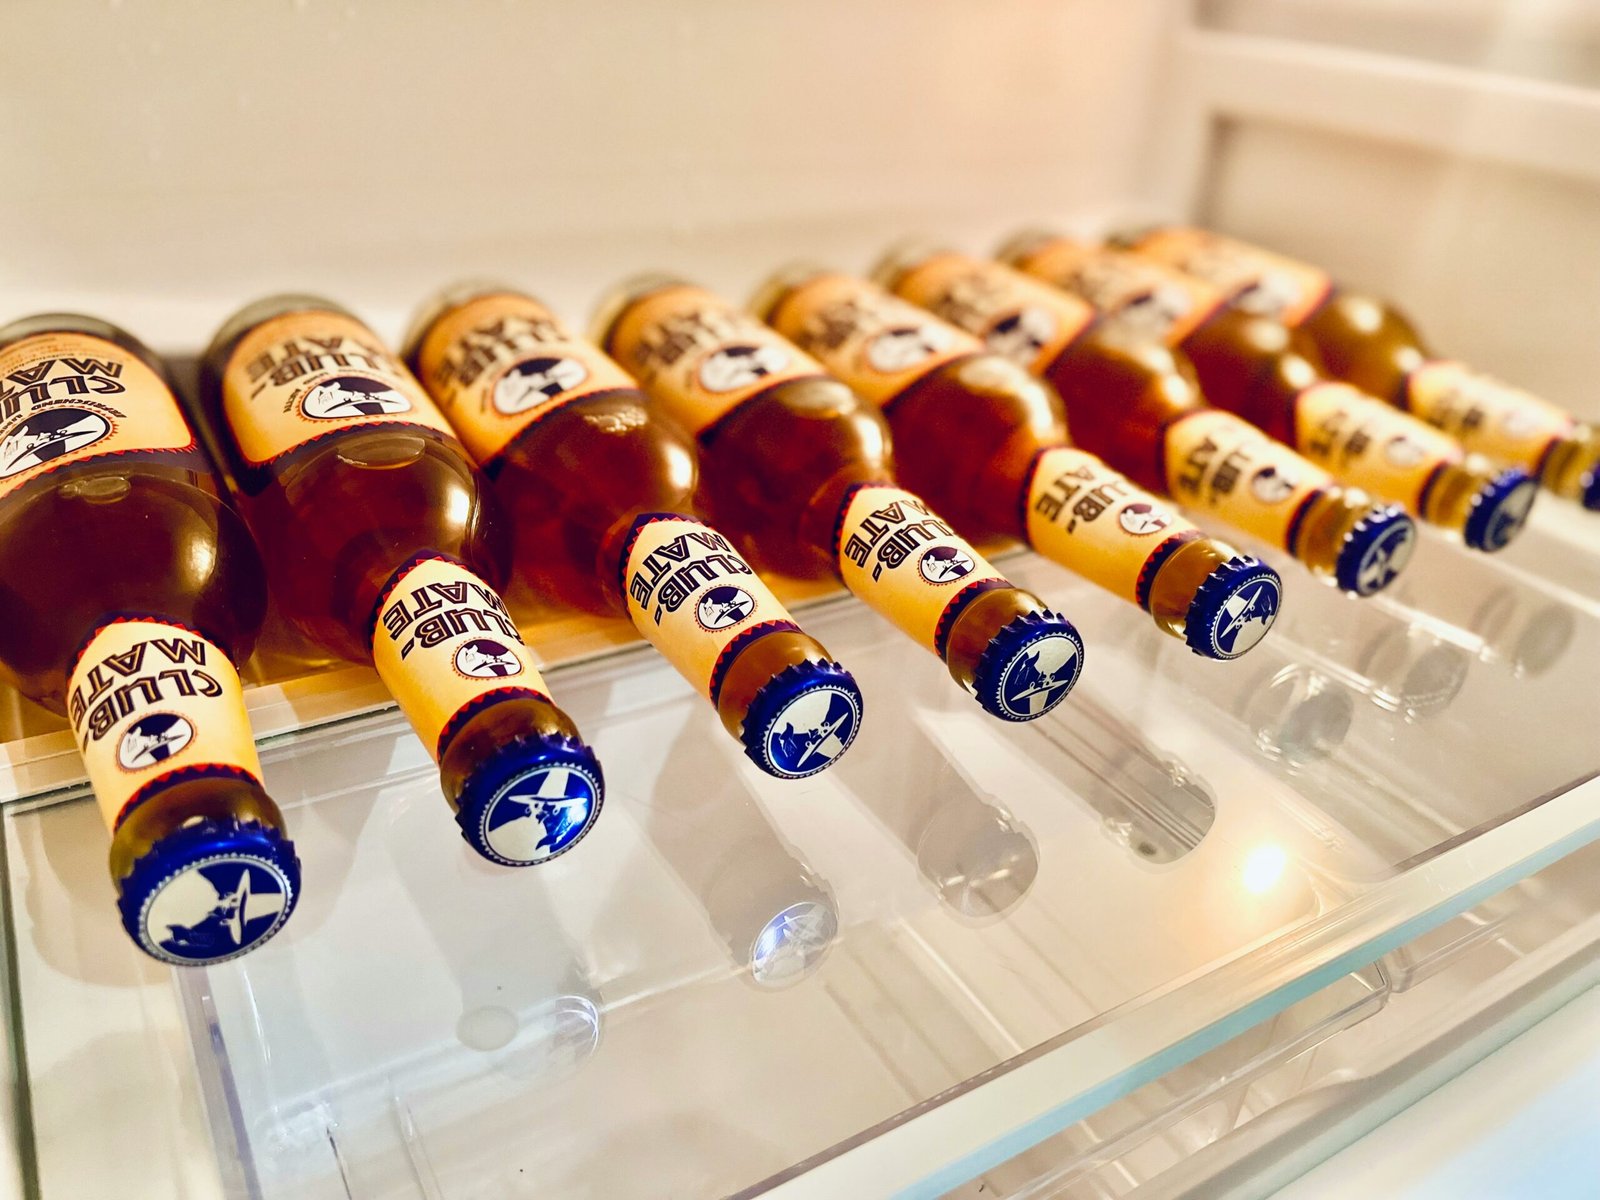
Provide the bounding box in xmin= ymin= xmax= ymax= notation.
xmin=874 ymin=246 xmax=1418 ymax=598
xmin=594 ymin=276 xmax=1084 ymax=723
xmin=198 ymin=297 xmax=603 ymax=867
xmin=753 ymin=266 xmax=1283 ymax=661
xmin=402 ymin=284 xmax=861 ymax=779
xmin=1121 ymin=226 xmax=1600 ymax=511
xmin=0 ymin=314 xmax=298 ymax=965
xmin=997 ymin=233 xmax=1539 ymax=552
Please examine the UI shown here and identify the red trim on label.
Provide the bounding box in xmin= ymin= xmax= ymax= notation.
xmin=114 ymin=763 xmax=263 ymax=830
xmin=434 ymin=686 xmax=551 ymax=761
xmin=932 ymin=578 xmax=1010 ymax=662
xmin=1283 ymin=487 xmax=1328 ymax=556
xmin=829 ymin=481 xmax=887 ymax=561
xmin=68 ymin=613 xmax=212 ymax=679
xmin=1134 ymin=529 xmax=1202 ymax=612
xmin=616 ymin=512 xmax=707 ymax=607
xmin=706 ymin=619 xmax=803 ymax=708
xmin=366 ymin=551 xmax=466 ymax=645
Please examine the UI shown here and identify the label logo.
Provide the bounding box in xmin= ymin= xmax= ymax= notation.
xmin=1117 ymin=502 xmax=1172 ymax=536
xmin=453 ymin=638 xmax=524 ymax=680
xmin=918 ymin=544 xmax=975 ymax=584
xmin=985 ymin=306 xmax=1057 ymax=365
xmin=750 ymin=900 xmax=838 ymax=986
xmin=117 ymin=712 xmax=195 ymax=771
xmin=1383 ymin=435 xmax=1427 ymax=467
xmin=300 ymin=375 xmax=414 ymax=420
xmin=1355 ymin=520 xmax=1417 ymax=595
xmin=765 ymin=686 xmax=860 ymax=778
xmin=865 ymin=323 xmax=952 ymax=373
xmin=694 ymin=584 xmax=755 ymax=632
xmin=0 ymin=407 xmax=114 ymax=477
xmin=146 ymin=858 xmax=292 ymax=964
xmin=698 ymin=344 xmax=791 ymax=393
xmin=494 ymin=355 xmax=589 ymax=414
xmin=996 ymin=634 xmax=1081 ymax=720
xmin=1213 ymin=577 xmax=1280 ymax=658
xmin=482 ymin=764 xmax=600 ymax=864
xmin=1250 ymin=465 xmax=1298 ymax=504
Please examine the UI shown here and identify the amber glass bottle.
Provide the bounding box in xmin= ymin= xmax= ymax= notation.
xmin=753 ymin=266 xmax=1282 ymax=660
xmin=0 ymin=314 xmax=298 ymax=965
xmin=401 ymin=284 xmax=861 ymax=779
xmin=873 ymin=246 xmax=1417 ymax=598
xmin=1000 ymin=233 xmax=1539 ymax=552
xmin=1119 ymin=225 xmax=1600 ymax=510
xmin=199 ymin=297 xmax=602 ymax=867
xmin=593 ymin=277 xmax=1083 ymax=722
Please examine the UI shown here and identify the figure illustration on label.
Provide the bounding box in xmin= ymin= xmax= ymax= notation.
xmin=596 ymin=274 xmax=1082 ymax=719
xmin=402 ymin=284 xmax=862 ymax=779
xmin=0 ymin=314 xmax=300 ymax=966
xmin=754 ymin=263 xmax=1282 ymax=659
xmin=200 ymin=297 xmax=605 ymax=867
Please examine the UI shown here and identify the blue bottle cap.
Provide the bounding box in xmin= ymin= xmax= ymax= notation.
xmin=1581 ymin=465 xmax=1600 ymax=512
xmin=1184 ymin=556 xmax=1282 ymax=660
xmin=456 ymin=733 xmax=604 ymax=867
xmin=973 ymin=609 xmax=1084 ymax=722
xmin=742 ymin=660 xmax=863 ymax=780
xmin=1334 ymin=504 xmax=1416 ymax=596
xmin=749 ymin=899 xmax=839 ymax=987
xmin=119 ymin=818 xmax=300 ymax=967
xmin=1463 ymin=468 xmax=1538 ymax=552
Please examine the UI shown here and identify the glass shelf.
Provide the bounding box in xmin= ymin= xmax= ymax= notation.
xmin=3 ymin=506 xmax=1598 ymax=1200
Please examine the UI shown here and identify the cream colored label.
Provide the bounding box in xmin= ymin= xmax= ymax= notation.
xmin=1130 ymin=227 xmax=1331 ymax=327
xmin=0 ymin=332 xmax=200 ymax=501
xmin=1294 ymin=381 xmax=1461 ymax=510
xmin=605 ymin=285 xmax=828 ymax=436
xmin=1015 ymin=239 xmax=1225 ymax=346
xmin=888 ymin=253 xmax=1097 ymax=377
xmin=834 ymin=484 xmax=1008 ymax=655
xmin=415 ymin=292 xmax=640 ymax=463
xmin=1164 ymin=410 xmax=1331 ymax=550
xmin=67 ymin=620 xmax=260 ymax=831
xmin=1406 ymin=360 xmax=1575 ymax=472
xmin=1025 ymin=447 xmax=1202 ymax=605
xmin=222 ymin=310 xmax=456 ymax=466
xmin=622 ymin=515 xmax=800 ymax=701
xmin=766 ymin=272 xmax=982 ymax=409
xmin=371 ymin=556 xmax=550 ymax=759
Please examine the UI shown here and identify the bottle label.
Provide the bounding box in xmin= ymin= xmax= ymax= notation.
xmin=370 ymin=555 xmax=551 ymax=760
xmin=1129 ymin=227 xmax=1331 ymax=327
xmin=413 ymin=291 xmax=640 ymax=465
xmin=1013 ymin=239 xmax=1225 ymax=346
xmin=1294 ymin=381 xmax=1461 ymax=510
xmin=604 ymin=284 xmax=829 ymax=437
xmin=833 ymin=484 xmax=1010 ymax=657
xmin=221 ymin=310 xmax=457 ymax=467
xmin=885 ymin=252 xmax=1097 ymax=376
xmin=1405 ymin=360 xmax=1575 ymax=473
xmin=765 ymin=272 xmax=983 ymax=409
xmin=1024 ymin=446 xmax=1203 ymax=608
xmin=66 ymin=619 xmax=261 ymax=832
xmin=621 ymin=514 xmax=801 ymax=703
xmin=0 ymin=332 xmax=203 ymax=501
xmin=1163 ymin=410 xmax=1329 ymax=551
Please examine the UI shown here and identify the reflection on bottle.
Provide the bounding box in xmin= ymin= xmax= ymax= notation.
xmin=640 ymin=744 xmax=839 ymax=988
xmin=1233 ymin=661 xmax=1354 ymax=768
xmin=387 ymin=787 xmax=602 ymax=1075
xmin=1348 ymin=623 xmax=1471 ymax=718
xmin=836 ymin=717 xmax=1038 ymax=920
xmin=1026 ymin=701 xmax=1217 ymax=863
xmin=1383 ymin=581 xmax=1576 ymax=681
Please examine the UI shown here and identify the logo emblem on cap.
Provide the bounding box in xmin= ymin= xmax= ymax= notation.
xmin=1357 ymin=520 xmax=1416 ymax=594
xmin=146 ymin=858 xmax=293 ymax=964
xmin=1214 ymin=577 xmax=1280 ymax=658
xmin=765 ymin=686 xmax=860 ymax=778
xmin=483 ymin=764 xmax=600 ymax=864
xmin=996 ymin=634 xmax=1080 ymax=719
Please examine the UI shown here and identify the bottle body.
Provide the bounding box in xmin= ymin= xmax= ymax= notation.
xmin=755 ymin=266 xmax=1282 ymax=660
xmin=0 ymin=315 xmax=298 ymax=965
xmin=594 ymin=277 xmax=1084 ymax=722
xmin=873 ymin=248 xmax=1417 ymax=597
xmin=1001 ymin=235 xmax=1537 ymax=552
xmin=1122 ymin=225 xmax=1600 ymax=510
xmin=402 ymin=285 xmax=862 ymax=779
xmin=199 ymin=297 xmax=603 ymax=866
